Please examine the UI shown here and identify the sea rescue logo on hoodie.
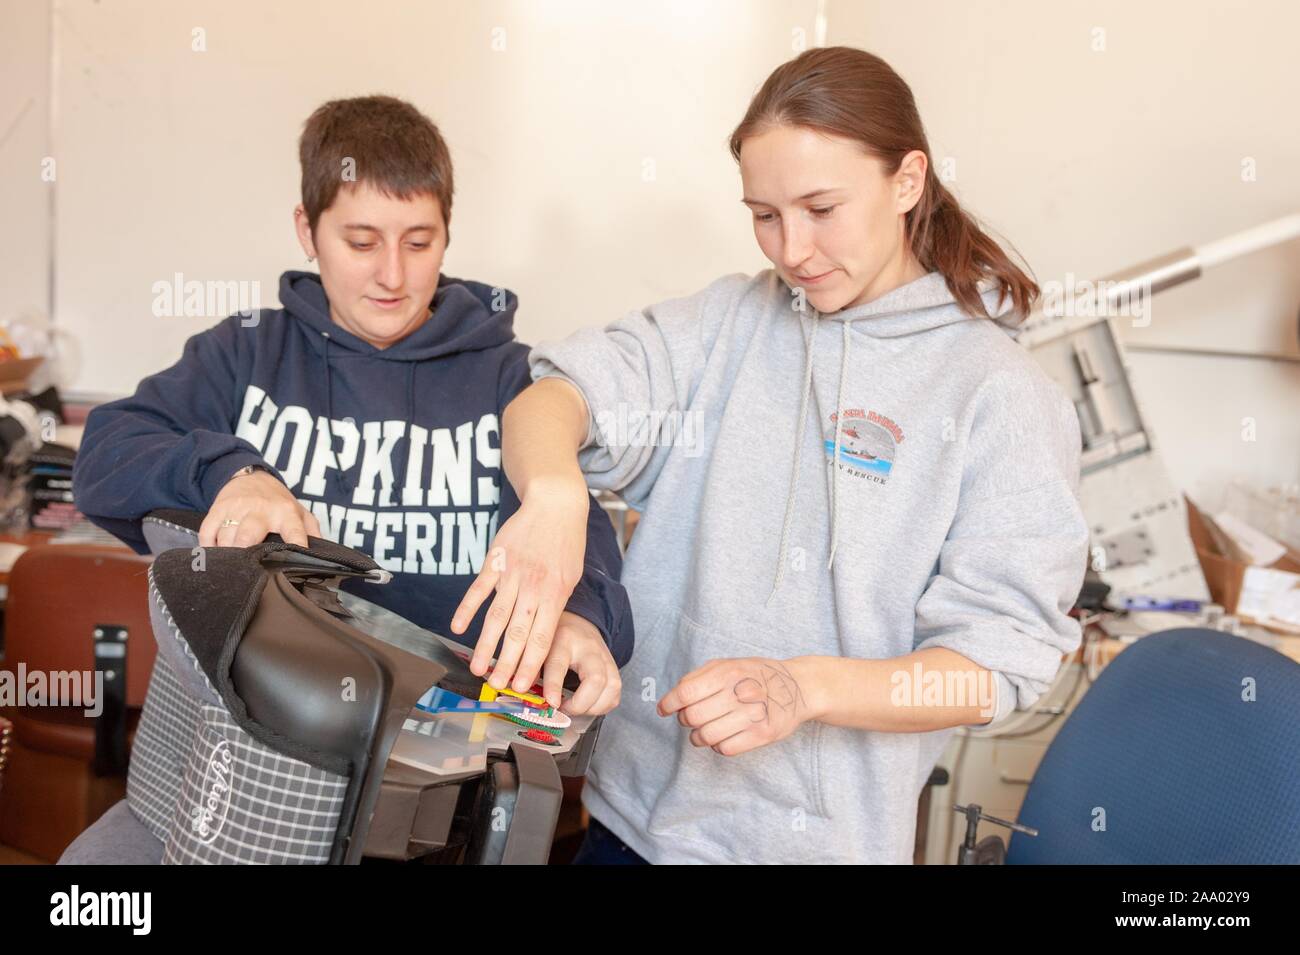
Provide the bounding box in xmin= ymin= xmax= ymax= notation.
xmin=824 ymin=409 xmax=903 ymax=485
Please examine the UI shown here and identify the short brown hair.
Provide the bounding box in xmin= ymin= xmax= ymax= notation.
xmin=299 ymin=95 xmax=454 ymax=237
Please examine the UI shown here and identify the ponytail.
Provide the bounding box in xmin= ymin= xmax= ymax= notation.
xmin=910 ymin=171 xmax=1038 ymax=320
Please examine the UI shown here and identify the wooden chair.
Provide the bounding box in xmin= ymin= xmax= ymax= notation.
xmin=0 ymin=545 xmax=155 ymax=861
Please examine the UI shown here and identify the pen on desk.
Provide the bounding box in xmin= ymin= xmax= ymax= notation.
xmin=1118 ymin=595 xmax=1206 ymax=613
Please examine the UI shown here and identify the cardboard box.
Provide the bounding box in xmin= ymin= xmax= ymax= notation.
xmin=1185 ymin=494 xmax=1300 ymax=630
xmin=0 ymin=356 xmax=44 ymax=396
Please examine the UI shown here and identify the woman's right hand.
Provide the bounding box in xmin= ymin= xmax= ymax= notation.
xmin=198 ymin=467 xmax=322 ymax=548
xmin=451 ymin=476 xmax=591 ymax=694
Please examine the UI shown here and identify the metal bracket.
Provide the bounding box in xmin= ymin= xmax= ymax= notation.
xmin=91 ymin=624 xmax=128 ymax=776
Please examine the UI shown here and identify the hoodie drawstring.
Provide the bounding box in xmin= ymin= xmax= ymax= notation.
xmin=322 ymin=333 xmax=345 ymax=495
xmin=400 ymin=362 xmax=415 ymax=497
xmin=767 ymin=310 xmax=820 ymax=607
xmin=322 ymin=331 xmax=418 ymax=502
xmin=827 ymin=320 xmax=852 ymax=570
xmin=768 ymin=314 xmax=855 ymax=605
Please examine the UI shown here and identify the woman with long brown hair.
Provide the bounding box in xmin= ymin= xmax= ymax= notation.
xmin=453 ymin=46 xmax=1089 ymax=864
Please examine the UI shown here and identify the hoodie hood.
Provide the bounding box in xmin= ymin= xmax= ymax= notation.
xmin=277 ymin=270 xmax=520 ymax=497
xmin=772 ymin=270 xmax=1021 ymax=588
xmin=795 ymin=270 xmax=1019 ymax=334
xmin=279 ymin=270 xmax=519 ymax=360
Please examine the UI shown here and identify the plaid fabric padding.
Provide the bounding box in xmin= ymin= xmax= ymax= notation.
xmin=131 ymin=570 xmax=351 ymax=864
xmin=127 ymin=651 xmax=202 ymax=841
xmin=162 ymin=703 xmax=348 ymax=864
xmin=126 ymin=577 xmax=221 ymax=842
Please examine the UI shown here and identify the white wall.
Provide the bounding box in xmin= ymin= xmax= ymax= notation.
xmin=827 ymin=0 xmax=1300 ymax=506
xmin=4 ymin=0 xmax=816 ymax=394
xmin=2 ymin=0 xmax=1297 ymax=508
xmin=0 ymin=1 xmax=51 ymax=326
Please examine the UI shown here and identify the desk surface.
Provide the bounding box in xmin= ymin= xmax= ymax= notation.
xmin=0 ymin=529 xmax=130 ymax=591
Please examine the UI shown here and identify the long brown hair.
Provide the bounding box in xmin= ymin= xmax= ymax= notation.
xmin=730 ymin=46 xmax=1037 ymax=321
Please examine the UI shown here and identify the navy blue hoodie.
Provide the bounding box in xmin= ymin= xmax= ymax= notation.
xmin=74 ymin=271 xmax=633 ymax=665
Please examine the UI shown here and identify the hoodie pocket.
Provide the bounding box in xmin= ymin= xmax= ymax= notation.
xmin=624 ymin=611 xmax=831 ymax=861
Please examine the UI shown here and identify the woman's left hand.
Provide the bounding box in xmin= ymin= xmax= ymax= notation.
xmin=658 ymin=657 xmax=814 ymax=756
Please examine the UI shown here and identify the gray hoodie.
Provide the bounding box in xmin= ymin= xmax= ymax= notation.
xmin=529 ymin=269 xmax=1089 ymax=864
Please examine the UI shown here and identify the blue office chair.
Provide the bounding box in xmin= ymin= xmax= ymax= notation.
xmin=966 ymin=627 xmax=1300 ymax=864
